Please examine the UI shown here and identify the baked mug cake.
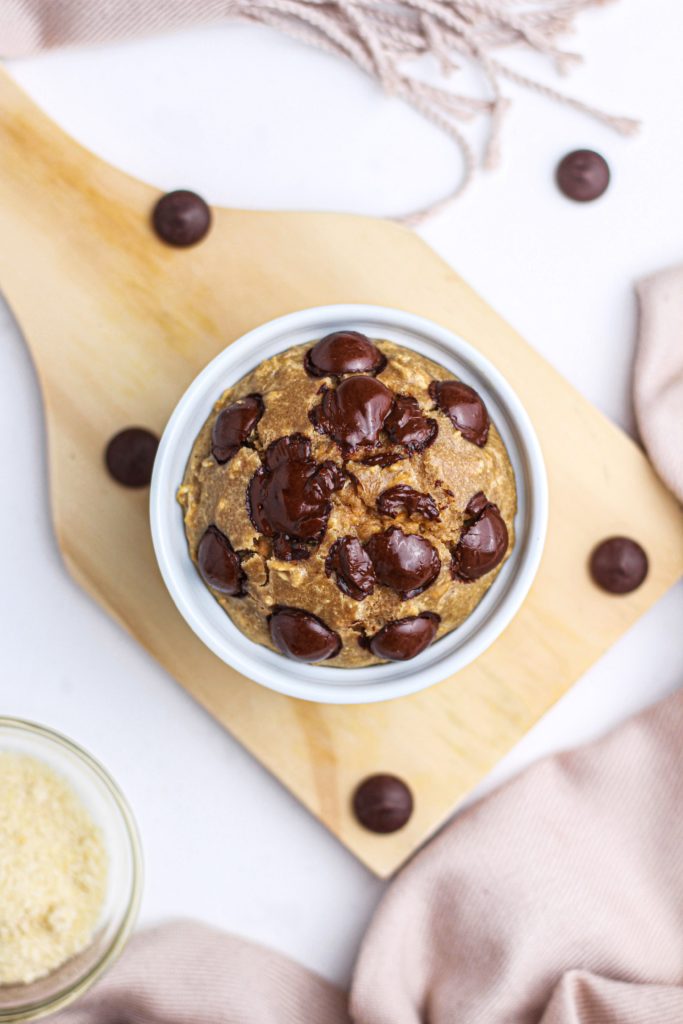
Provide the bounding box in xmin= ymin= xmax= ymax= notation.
xmin=178 ymin=331 xmax=516 ymax=666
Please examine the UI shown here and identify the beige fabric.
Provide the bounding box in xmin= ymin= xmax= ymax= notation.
xmin=635 ymin=265 xmax=683 ymax=504
xmin=52 ymin=691 xmax=683 ymax=1024
xmin=540 ymin=973 xmax=683 ymax=1024
xmin=53 ymin=920 xmax=350 ymax=1024
xmin=1 ymin=0 xmax=220 ymax=57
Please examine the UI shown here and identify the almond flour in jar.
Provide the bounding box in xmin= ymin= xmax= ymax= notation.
xmin=0 ymin=753 xmax=108 ymax=986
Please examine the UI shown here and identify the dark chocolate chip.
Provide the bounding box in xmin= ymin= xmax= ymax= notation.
xmin=268 ymin=607 xmax=341 ymax=662
xmin=271 ymin=534 xmax=313 ymax=561
xmin=152 ymin=190 xmax=212 ymax=247
xmin=311 ymin=376 xmax=394 ymax=452
xmin=105 ymin=427 xmax=159 ymax=487
xmin=385 ymin=395 xmax=437 ymax=452
xmin=451 ymin=492 xmax=508 ymax=581
xmin=465 ymin=491 xmax=490 ymax=516
xmin=359 ymin=450 xmax=407 ymax=468
xmin=429 ymin=380 xmax=489 ymax=447
xmin=325 ymin=536 xmax=376 ymax=601
xmin=211 ymin=394 xmax=264 ymax=463
xmin=197 ymin=525 xmax=246 ymax=597
xmin=365 ymin=527 xmax=440 ymax=598
xmin=377 ymin=484 xmax=439 ymax=521
xmin=367 ymin=612 xmax=440 ymax=662
xmin=247 ymin=434 xmax=345 ymax=560
xmin=353 ymin=774 xmax=414 ymax=833
xmin=589 ymin=536 xmax=648 ymax=594
xmin=305 ymin=331 xmax=387 ymax=377
xmin=556 ymin=150 xmax=610 ymax=202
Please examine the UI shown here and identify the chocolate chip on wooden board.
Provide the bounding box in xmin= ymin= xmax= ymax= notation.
xmin=353 ymin=774 xmax=414 ymax=833
xmin=590 ymin=537 xmax=648 ymax=594
xmin=152 ymin=190 xmax=212 ymax=247
xmin=105 ymin=427 xmax=159 ymax=487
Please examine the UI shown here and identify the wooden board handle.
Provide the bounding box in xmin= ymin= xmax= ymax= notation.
xmin=0 ymin=69 xmax=161 ymax=342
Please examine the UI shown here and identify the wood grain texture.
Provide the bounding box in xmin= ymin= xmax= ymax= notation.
xmin=0 ymin=68 xmax=681 ymax=877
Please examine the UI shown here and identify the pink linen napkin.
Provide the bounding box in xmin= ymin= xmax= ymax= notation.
xmin=52 ymin=691 xmax=683 ymax=1024
xmin=635 ymin=265 xmax=683 ymax=505
xmin=52 ymin=921 xmax=349 ymax=1024
xmin=350 ymin=689 xmax=683 ymax=1023
xmin=0 ymin=1 xmax=220 ymax=57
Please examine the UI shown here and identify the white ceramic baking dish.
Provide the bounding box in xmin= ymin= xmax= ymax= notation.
xmin=150 ymin=304 xmax=547 ymax=704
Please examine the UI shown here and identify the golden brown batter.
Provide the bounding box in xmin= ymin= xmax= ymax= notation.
xmin=178 ymin=332 xmax=516 ymax=667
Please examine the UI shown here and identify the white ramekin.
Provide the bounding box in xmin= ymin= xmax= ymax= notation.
xmin=150 ymin=305 xmax=548 ymax=704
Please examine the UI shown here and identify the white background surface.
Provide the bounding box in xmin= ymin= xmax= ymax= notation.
xmin=1 ymin=0 xmax=682 ymax=987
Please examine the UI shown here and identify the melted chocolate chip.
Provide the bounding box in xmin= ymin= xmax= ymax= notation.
xmin=466 ymin=491 xmax=490 ymax=516
xmin=451 ymin=492 xmax=508 ymax=581
xmin=305 ymin=331 xmax=387 ymax=377
xmin=377 ymin=485 xmax=439 ymax=521
xmin=556 ymin=150 xmax=610 ymax=202
xmin=105 ymin=427 xmax=159 ymax=487
xmin=325 ymin=537 xmax=376 ymax=601
xmin=385 ymin=395 xmax=437 ymax=452
xmin=197 ymin=526 xmax=246 ymax=596
xmin=429 ymin=380 xmax=489 ymax=447
xmin=311 ymin=376 xmax=394 ymax=452
xmin=152 ymin=190 xmax=212 ymax=247
xmin=353 ymin=774 xmax=414 ymax=833
xmin=365 ymin=527 xmax=440 ymax=598
xmin=359 ymin=450 xmax=407 ymax=468
xmin=367 ymin=612 xmax=440 ymax=661
xmin=269 ymin=607 xmax=341 ymax=662
xmin=590 ymin=537 xmax=648 ymax=594
xmin=211 ymin=394 xmax=264 ymax=463
xmin=248 ymin=434 xmax=345 ymax=560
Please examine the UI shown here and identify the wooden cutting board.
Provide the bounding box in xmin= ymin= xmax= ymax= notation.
xmin=1 ymin=68 xmax=681 ymax=877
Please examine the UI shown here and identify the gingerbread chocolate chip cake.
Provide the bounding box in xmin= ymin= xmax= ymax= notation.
xmin=177 ymin=331 xmax=517 ymax=666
